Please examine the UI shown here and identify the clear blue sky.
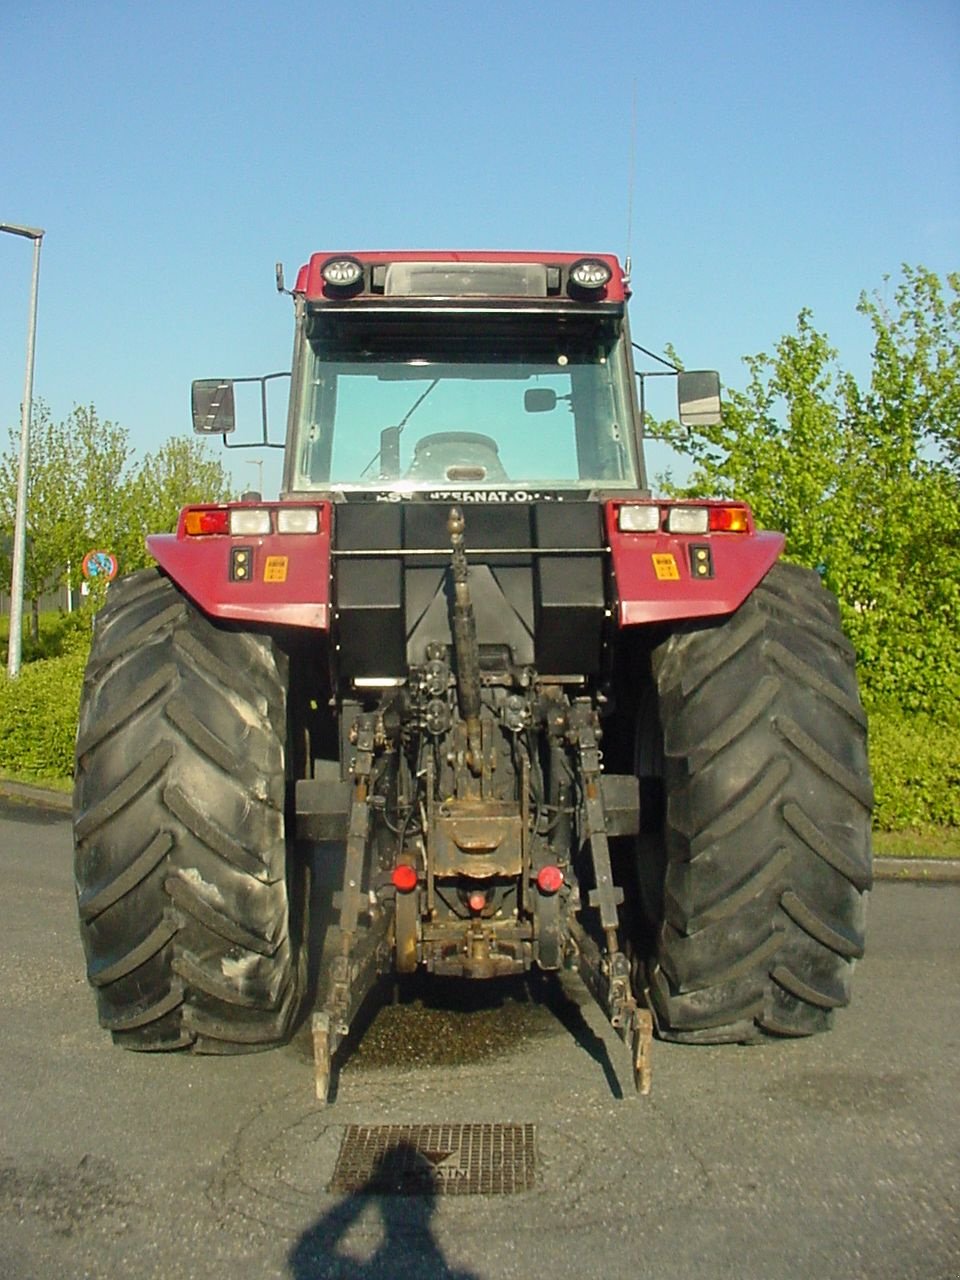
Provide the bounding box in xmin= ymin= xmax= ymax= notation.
xmin=2 ymin=0 xmax=958 ymax=496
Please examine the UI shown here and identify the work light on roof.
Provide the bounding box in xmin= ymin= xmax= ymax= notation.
xmin=569 ymin=258 xmax=612 ymax=292
xmin=321 ymin=256 xmax=364 ymax=289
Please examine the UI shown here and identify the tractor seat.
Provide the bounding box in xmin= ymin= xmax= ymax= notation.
xmin=406 ymin=432 xmax=509 ymax=483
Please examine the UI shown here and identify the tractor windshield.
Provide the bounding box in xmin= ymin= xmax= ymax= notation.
xmin=287 ymin=309 xmax=641 ymax=493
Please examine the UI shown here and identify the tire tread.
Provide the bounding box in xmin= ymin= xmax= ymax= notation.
xmin=644 ymin=561 xmax=872 ymax=1044
xmin=73 ymin=569 xmax=300 ymax=1053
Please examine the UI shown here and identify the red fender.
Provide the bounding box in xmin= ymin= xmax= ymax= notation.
xmin=147 ymin=502 xmax=331 ymax=630
xmin=605 ymin=500 xmax=785 ymax=627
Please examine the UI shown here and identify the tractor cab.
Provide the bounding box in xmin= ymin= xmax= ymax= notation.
xmin=192 ymin=252 xmax=721 ymax=503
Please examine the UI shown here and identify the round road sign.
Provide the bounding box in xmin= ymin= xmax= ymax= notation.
xmin=81 ymin=550 xmax=119 ymax=581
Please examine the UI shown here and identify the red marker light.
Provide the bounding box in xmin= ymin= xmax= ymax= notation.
xmin=391 ymin=865 xmax=418 ymax=893
xmin=183 ymin=508 xmax=229 ymax=536
xmin=536 ymin=865 xmax=564 ymax=894
xmin=467 ymin=890 xmax=487 ymax=913
xmin=708 ymin=504 xmax=750 ymax=533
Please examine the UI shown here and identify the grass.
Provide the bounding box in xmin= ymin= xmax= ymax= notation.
xmin=872 ymin=828 xmax=960 ymax=860
xmin=1 ymin=608 xmax=92 ymax=665
xmin=0 ymin=769 xmax=73 ymax=794
xmin=0 ymin=609 xmax=59 ymax=644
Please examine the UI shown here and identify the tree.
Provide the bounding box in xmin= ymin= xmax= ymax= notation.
xmin=0 ymin=404 xmax=127 ymax=636
xmin=123 ymin=436 xmax=233 ymax=571
xmin=666 ymin=266 xmax=960 ymax=718
xmin=855 ymin=267 xmax=960 ymax=477
xmin=1 ymin=403 xmax=74 ymax=628
xmin=1 ymin=405 xmax=232 ymax=632
xmin=837 ymin=268 xmax=960 ymax=713
xmin=666 ymin=311 xmax=858 ymax=576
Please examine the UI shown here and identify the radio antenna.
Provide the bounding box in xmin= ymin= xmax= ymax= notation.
xmin=624 ymin=76 xmax=638 ymax=277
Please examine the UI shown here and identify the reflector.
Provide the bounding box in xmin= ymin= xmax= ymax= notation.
xmin=536 ymin=865 xmax=564 ymax=894
xmin=391 ymin=865 xmax=418 ymax=893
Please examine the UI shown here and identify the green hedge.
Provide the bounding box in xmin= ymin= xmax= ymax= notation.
xmin=1 ymin=647 xmax=958 ymax=836
xmin=0 ymin=651 xmax=86 ymax=780
xmin=868 ymin=705 xmax=960 ymax=831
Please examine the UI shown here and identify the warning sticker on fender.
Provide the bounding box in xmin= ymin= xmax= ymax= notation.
xmin=264 ymin=555 xmax=289 ymax=583
xmin=652 ymin=553 xmax=680 ymax=581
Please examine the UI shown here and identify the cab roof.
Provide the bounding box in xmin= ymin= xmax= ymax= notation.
xmin=294 ymin=251 xmax=628 ymax=304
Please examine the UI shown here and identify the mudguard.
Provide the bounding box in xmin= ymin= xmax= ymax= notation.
xmin=147 ymin=502 xmax=331 ymax=629
xmin=605 ymin=500 xmax=785 ymax=626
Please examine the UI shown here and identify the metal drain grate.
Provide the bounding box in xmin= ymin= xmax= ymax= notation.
xmin=329 ymin=1123 xmax=537 ymax=1196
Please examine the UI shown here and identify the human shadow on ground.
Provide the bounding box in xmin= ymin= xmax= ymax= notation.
xmin=287 ymin=1142 xmax=481 ymax=1280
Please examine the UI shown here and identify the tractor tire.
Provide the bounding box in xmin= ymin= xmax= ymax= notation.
xmin=73 ymin=569 xmax=303 ymax=1053
xmin=645 ymin=561 xmax=872 ymax=1043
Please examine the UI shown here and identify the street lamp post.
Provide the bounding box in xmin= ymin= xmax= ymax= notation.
xmin=1 ymin=222 xmax=44 ymax=678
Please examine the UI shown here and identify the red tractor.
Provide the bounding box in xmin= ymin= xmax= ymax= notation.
xmin=73 ymin=252 xmax=872 ymax=1098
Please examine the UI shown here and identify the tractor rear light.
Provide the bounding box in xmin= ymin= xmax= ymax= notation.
xmin=568 ymin=258 xmax=612 ymax=293
xmin=618 ymin=504 xmax=661 ymax=533
xmin=536 ymin=865 xmax=564 ymax=894
xmin=229 ymin=508 xmax=272 ymax=536
xmin=391 ymin=865 xmax=418 ymax=893
xmin=708 ymin=505 xmax=750 ymax=532
xmin=184 ymin=508 xmax=228 ymax=536
xmin=665 ymin=506 xmax=710 ymax=535
xmin=277 ymin=507 xmax=320 ymax=534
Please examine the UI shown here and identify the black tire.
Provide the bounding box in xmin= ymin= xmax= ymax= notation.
xmin=645 ymin=561 xmax=873 ymax=1043
xmin=73 ymin=569 xmax=303 ymax=1053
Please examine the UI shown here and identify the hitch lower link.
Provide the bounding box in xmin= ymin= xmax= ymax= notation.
xmin=312 ymin=712 xmax=391 ymax=1103
xmin=566 ymin=702 xmax=653 ymax=1096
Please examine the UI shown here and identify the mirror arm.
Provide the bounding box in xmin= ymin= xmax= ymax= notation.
xmin=221 ymin=437 xmax=286 ymax=451
xmin=632 ymin=342 xmax=681 ymax=372
xmin=231 ymin=371 xmax=290 ymax=447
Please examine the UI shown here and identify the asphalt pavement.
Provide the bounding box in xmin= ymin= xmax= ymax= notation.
xmin=0 ymin=800 xmax=957 ymax=1280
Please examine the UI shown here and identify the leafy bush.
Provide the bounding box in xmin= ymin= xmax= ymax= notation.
xmin=868 ymin=704 xmax=960 ymax=831
xmin=26 ymin=609 xmax=94 ymax=662
xmin=0 ymin=650 xmax=86 ymax=779
xmin=0 ymin=648 xmax=956 ymax=838
xmin=1 ymin=607 xmax=94 ymax=666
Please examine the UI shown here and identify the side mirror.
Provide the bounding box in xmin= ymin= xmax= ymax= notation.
xmin=192 ymin=380 xmax=236 ymax=434
xmin=524 ymin=388 xmax=557 ymax=413
xmin=677 ymin=371 xmax=722 ymax=427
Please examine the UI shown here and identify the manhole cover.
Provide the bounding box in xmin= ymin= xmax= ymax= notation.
xmin=329 ymin=1123 xmax=537 ymax=1196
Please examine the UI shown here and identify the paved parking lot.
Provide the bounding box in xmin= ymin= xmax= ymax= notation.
xmin=1 ymin=801 xmax=957 ymax=1279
